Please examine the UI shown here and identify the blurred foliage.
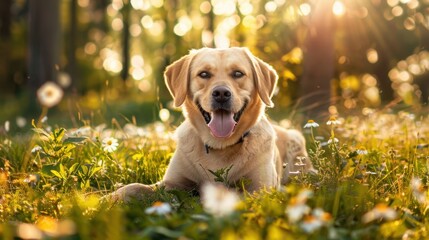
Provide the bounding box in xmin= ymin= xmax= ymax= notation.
xmin=0 ymin=0 xmax=428 ymax=125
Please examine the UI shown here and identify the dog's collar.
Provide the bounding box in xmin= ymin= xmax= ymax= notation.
xmin=204 ymin=131 xmax=250 ymax=154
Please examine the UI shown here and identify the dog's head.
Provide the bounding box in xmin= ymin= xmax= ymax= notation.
xmin=164 ymin=47 xmax=278 ymax=144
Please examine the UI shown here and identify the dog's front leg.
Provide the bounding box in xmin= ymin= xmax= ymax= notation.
xmin=107 ymin=182 xmax=160 ymax=203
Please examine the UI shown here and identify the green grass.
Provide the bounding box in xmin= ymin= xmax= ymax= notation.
xmin=1 ymin=110 xmax=429 ymax=239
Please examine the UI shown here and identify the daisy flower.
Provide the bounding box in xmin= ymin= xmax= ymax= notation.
xmin=37 ymin=82 xmax=64 ymax=108
xmin=326 ymin=116 xmax=341 ymax=126
xmin=31 ymin=145 xmax=42 ymax=153
xmin=356 ymin=148 xmax=368 ymax=155
xmin=286 ymin=201 xmax=310 ymax=223
xmin=286 ymin=189 xmax=313 ymax=223
xmin=411 ymin=177 xmax=427 ymax=205
xmin=201 ymin=183 xmax=240 ymax=217
xmin=102 ymin=137 xmax=119 ymax=152
xmin=303 ymin=120 xmax=319 ymax=128
xmin=362 ymin=203 xmax=397 ymax=223
xmin=145 ymin=201 xmax=172 ymax=215
xmin=327 ymin=137 xmax=339 ymax=144
xmin=300 ymin=215 xmax=322 ymax=233
xmin=300 ymin=208 xmax=332 ymax=233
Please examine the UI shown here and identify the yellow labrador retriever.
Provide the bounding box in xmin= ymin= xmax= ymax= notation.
xmin=110 ymin=47 xmax=313 ymax=201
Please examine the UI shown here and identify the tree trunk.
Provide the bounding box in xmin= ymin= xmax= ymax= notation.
xmin=300 ymin=0 xmax=335 ymax=120
xmin=0 ymin=0 xmax=12 ymax=39
xmin=121 ymin=2 xmax=130 ymax=82
xmin=28 ymin=0 xmax=60 ymax=91
xmin=68 ymin=0 xmax=78 ymax=91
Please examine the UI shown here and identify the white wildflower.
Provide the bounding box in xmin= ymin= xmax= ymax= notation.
xmin=102 ymin=137 xmax=119 ymax=152
xmin=362 ymin=203 xmax=397 ymax=223
xmin=300 ymin=208 xmax=332 ymax=233
xmin=31 ymin=145 xmax=42 ymax=153
xmin=303 ymin=120 xmax=319 ymax=128
xmin=145 ymin=201 xmax=172 ymax=215
xmin=201 ymin=183 xmax=240 ymax=217
xmin=357 ymin=149 xmax=368 ymax=155
xmin=37 ymin=82 xmax=64 ymax=108
xmin=326 ymin=116 xmax=341 ymax=125
xmin=286 ymin=189 xmax=313 ymax=223
xmin=411 ymin=177 xmax=427 ymax=205
xmin=4 ymin=121 xmax=10 ymax=132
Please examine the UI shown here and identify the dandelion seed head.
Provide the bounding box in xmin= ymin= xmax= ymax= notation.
xmin=16 ymin=117 xmax=27 ymax=128
xmin=37 ymin=82 xmax=64 ymax=108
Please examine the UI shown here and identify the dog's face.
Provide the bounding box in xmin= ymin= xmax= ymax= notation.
xmin=164 ymin=47 xmax=278 ymax=142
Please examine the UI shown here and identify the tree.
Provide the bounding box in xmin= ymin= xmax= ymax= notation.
xmin=28 ymin=0 xmax=60 ymax=91
xmin=300 ymin=0 xmax=335 ymax=119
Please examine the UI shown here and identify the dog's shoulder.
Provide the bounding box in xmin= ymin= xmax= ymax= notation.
xmin=174 ymin=120 xmax=202 ymax=153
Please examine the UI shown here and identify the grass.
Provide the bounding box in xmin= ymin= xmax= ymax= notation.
xmin=1 ymin=109 xmax=429 ymax=239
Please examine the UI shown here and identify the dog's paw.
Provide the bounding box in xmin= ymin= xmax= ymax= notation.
xmin=104 ymin=183 xmax=155 ymax=203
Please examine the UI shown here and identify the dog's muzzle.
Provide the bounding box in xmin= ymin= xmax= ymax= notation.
xmin=197 ymin=88 xmax=248 ymax=138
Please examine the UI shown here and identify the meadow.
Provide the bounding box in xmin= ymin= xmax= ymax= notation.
xmin=1 ymin=105 xmax=429 ymax=240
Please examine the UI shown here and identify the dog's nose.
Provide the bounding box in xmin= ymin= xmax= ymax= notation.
xmin=212 ymin=86 xmax=231 ymax=103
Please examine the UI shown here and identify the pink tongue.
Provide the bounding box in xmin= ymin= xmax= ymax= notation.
xmin=208 ymin=111 xmax=237 ymax=138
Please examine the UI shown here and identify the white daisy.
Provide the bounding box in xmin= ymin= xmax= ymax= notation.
xmin=303 ymin=120 xmax=319 ymax=128
xmin=411 ymin=177 xmax=427 ymax=205
xmin=145 ymin=201 xmax=172 ymax=215
xmin=362 ymin=203 xmax=397 ymax=223
xmin=327 ymin=138 xmax=339 ymax=144
xmin=300 ymin=208 xmax=332 ymax=233
xmin=102 ymin=137 xmax=119 ymax=152
xmin=31 ymin=145 xmax=42 ymax=154
xmin=201 ymin=182 xmax=240 ymax=217
xmin=286 ymin=202 xmax=310 ymax=223
xmin=326 ymin=116 xmax=341 ymax=125
xmin=286 ymin=189 xmax=313 ymax=223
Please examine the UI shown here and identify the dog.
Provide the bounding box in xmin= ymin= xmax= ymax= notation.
xmin=110 ymin=47 xmax=314 ymax=202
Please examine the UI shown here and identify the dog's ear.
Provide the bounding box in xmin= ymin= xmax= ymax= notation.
xmin=164 ymin=52 xmax=195 ymax=107
xmin=243 ymin=48 xmax=278 ymax=108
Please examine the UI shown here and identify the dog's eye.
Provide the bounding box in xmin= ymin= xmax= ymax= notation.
xmin=198 ymin=71 xmax=211 ymax=79
xmin=232 ymin=71 xmax=245 ymax=79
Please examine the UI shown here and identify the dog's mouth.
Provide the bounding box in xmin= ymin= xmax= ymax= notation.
xmin=197 ymin=101 xmax=248 ymax=138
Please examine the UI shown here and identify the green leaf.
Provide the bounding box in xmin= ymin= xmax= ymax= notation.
xmin=41 ymin=164 xmax=57 ymax=176
xmin=69 ymin=163 xmax=80 ymax=174
xmin=51 ymin=170 xmax=63 ymax=179
xmin=89 ymin=166 xmax=102 ymax=178
xmin=59 ymin=164 xmax=67 ymax=177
